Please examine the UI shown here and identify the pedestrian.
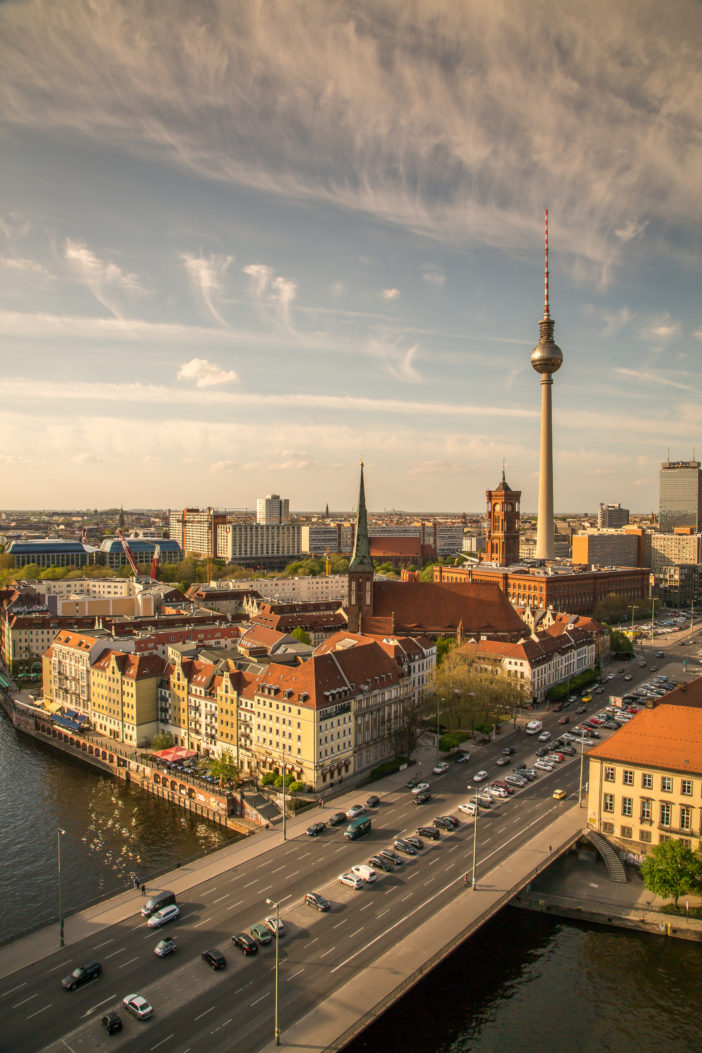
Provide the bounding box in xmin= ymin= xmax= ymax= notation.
xmin=134 ymin=875 xmax=140 ymax=890
xmin=141 ymin=883 xmax=146 ymax=897
xmin=463 ymin=873 xmax=469 ymax=887
xmin=548 ymin=844 xmax=552 ymax=854
xmin=318 ymin=797 xmax=323 ymax=809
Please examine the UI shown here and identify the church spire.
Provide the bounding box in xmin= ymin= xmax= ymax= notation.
xmin=349 ymin=460 xmax=373 ymax=573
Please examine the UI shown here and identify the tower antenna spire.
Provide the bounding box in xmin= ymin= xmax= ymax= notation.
xmin=544 ymin=208 xmax=550 ymax=319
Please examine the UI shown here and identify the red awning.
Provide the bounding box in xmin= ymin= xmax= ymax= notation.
xmin=153 ymin=746 xmax=197 ymax=762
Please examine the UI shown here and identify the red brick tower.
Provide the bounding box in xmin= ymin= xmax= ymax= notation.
xmin=485 ymin=468 xmax=521 ymax=565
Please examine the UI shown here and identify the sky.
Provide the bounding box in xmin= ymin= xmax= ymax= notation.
xmin=0 ymin=0 xmax=700 ymax=515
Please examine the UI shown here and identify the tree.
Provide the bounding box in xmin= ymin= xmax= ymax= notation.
xmin=435 ymin=637 xmax=454 ymax=666
xmin=150 ymin=732 xmax=174 ymax=751
xmin=640 ymin=839 xmax=700 ymax=909
xmin=610 ymin=629 xmax=634 ymax=657
xmin=391 ymin=698 xmax=423 ymax=758
xmin=208 ymin=748 xmax=238 ymax=789
xmin=291 ymin=627 xmax=312 ymax=645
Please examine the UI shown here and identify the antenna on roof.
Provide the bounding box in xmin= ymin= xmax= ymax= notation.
xmin=543 ymin=208 xmax=550 ymax=319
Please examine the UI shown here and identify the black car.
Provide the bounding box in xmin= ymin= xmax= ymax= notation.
xmin=433 ymin=815 xmax=458 ymax=831
xmin=406 ymin=774 xmax=422 ymax=789
xmin=559 ymin=745 xmax=576 ymax=756
xmin=417 ymin=826 xmax=440 ymax=841
xmin=414 ymin=791 xmax=432 ymax=804
xmin=522 ymin=769 xmax=538 ymax=780
xmin=496 ymin=755 xmax=511 ymax=766
xmin=202 ymin=949 xmax=227 ymax=970
xmin=232 ymin=933 xmax=258 ymax=956
xmin=305 ymin=822 xmax=326 ymax=837
xmin=513 ymin=762 xmax=527 ymax=771
xmin=502 ymin=746 xmax=515 ymax=755
xmin=304 ymin=891 xmax=331 ymax=911
xmin=379 ymin=848 xmax=404 ymax=865
xmin=328 ymin=812 xmax=347 ymax=827
xmin=535 ymin=746 xmax=551 ymax=757
xmin=365 ymin=795 xmax=380 ymax=808
xmin=405 ymin=835 xmax=424 ymax=850
xmin=101 ymin=1012 xmax=123 ymax=1035
xmin=393 ymin=838 xmax=417 ymax=856
xmin=61 ymin=961 xmax=102 ymax=990
xmin=369 ymin=855 xmax=394 ymax=872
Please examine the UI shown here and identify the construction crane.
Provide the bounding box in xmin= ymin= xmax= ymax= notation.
xmin=150 ymin=544 xmax=161 ymax=581
xmin=116 ymin=529 xmax=142 ymax=578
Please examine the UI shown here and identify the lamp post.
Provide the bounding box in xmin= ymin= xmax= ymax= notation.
xmin=471 ymin=792 xmax=479 ymax=888
xmin=281 ymin=748 xmax=287 ymax=842
xmin=435 ymin=696 xmax=441 ymax=767
xmin=578 ymin=733 xmax=585 ymax=807
xmin=266 ymin=897 xmax=280 ymax=1045
xmin=57 ymin=827 xmax=66 ymax=947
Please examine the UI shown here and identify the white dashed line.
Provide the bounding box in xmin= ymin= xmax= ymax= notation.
xmin=320 ymin=946 xmax=336 ymax=958
xmin=118 ymin=956 xmax=140 ymax=969
xmin=104 ymin=947 xmax=126 ymax=959
xmin=287 ymin=968 xmax=305 ymax=981
xmin=332 ymin=918 xmax=348 ymax=929
xmin=348 ymin=928 xmax=364 ymax=938
xmin=193 ymin=916 xmax=212 ymax=928
xmin=195 ymin=1006 xmax=215 ymax=1021
xmin=251 ymin=992 xmax=270 ymax=1006
xmin=11 ymin=994 xmax=37 ymax=1009
xmin=2 ymin=982 xmax=27 ymax=996
xmin=212 ymin=894 xmax=228 ymax=904
xmin=150 ymin=1034 xmax=174 ymax=1050
xmin=26 ymin=1003 xmax=53 ymax=1019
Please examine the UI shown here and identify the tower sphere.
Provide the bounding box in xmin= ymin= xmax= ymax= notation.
xmin=530 ymin=325 xmax=563 ymax=375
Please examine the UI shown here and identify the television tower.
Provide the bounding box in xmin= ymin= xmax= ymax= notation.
xmin=530 ymin=210 xmax=563 ymax=560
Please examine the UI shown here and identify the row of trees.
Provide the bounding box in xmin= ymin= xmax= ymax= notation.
xmin=426 ymin=641 xmax=529 ymax=735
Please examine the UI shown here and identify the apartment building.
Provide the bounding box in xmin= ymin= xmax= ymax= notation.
xmin=90 ymin=650 xmax=164 ymax=745
xmin=216 ymin=522 xmax=302 ymax=567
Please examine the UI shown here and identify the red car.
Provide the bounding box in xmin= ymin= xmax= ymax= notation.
xmin=558 ymin=715 xmax=570 ymax=725
xmin=627 ymin=705 xmax=641 ymax=714
xmin=588 ymin=716 xmax=605 ymax=726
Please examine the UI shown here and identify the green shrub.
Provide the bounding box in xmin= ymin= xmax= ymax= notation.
xmin=289 ymin=780 xmax=305 ymax=792
xmin=260 ymin=772 xmax=276 ymax=786
xmin=439 ymin=732 xmax=464 ymax=752
xmin=475 ymin=722 xmax=493 ymax=735
xmin=370 ymin=756 xmax=408 ymax=779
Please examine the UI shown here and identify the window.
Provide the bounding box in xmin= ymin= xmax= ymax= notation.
xmin=603 ymin=793 xmax=614 ymax=813
xmin=680 ymin=806 xmax=692 ymax=831
xmin=602 ymin=821 xmax=614 ymax=834
xmin=640 ymin=799 xmax=652 ymax=821
xmin=641 ymin=772 xmax=653 ymax=789
xmin=604 ymin=766 xmax=615 ymax=782
xmin=660 ymin=802 xmax=671 ymax=826
xmin=681 ymin=779 xmax=693 ymax=797
xmin=661 ymin=776 xmax=672 ymax=793
xmin=620 ymin=825 xmax=632 ymax=839
xmin=622 ymin=797 xmax=632 ymax=817
xmin=623 ymin=770 xmax=633 ymax=786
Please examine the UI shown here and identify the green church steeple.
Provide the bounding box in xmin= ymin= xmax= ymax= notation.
xmin=349 ymin=460 xmax=374 ymax=574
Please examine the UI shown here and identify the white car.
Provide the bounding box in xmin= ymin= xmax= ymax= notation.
xmin=411 ymin=782 xmax=431 ymax=796
xmin=607 ymin=673 xmax=615 ymax=680
xmin=488 ymin=785 xmax=509 ymax=798
xmin=458 ymin=801 xmax=478 ymax=816
xmin=338 ymin=872 xmax=364 ymax=890
xmin=537 ymin=730 xmax=551 ymax=742
xmin=122 ymin=994 xmax=153 ymax=1020
xmin=146 ymin=904 xmax=180 ymax=929
xmin=534 ymin=759 xmax=553 ymax=771
xmin=345 ymin=804 xmax=366 ymax=819
xmin=432 ymin=761 xmax=450 ymax=775
xmin=351 ymin=864 xmax=377 ymax=883
xmin=472 ymin=770 xmax=489 ymax=784
xmin=264 ymin=915 xmax=286 ymax=937
xmin=504 ymin=774 xmax=527 ymax=787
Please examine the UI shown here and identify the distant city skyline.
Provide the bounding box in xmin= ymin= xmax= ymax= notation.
xmin=0 ymin=2 xmax=700 ymax=513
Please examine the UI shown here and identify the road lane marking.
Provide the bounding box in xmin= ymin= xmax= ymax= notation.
xmin=287 ymin=968 xmax=305 ymax=981
xmin=287 ymin=870 xmax=299 ymax=877
xmin=234 ymin=982 xmax=254 ymax=994
xmin=360 ymin=901 xmax=374 ymax=910
xmin=48 ymin=960 xmax=73 ymax=973
xmin=259 ymin=885 xmax=272 ymax=893
xmin=308 ymin=937 xmax=318 ymax=945
xmin=242 ymin=880 xmax=256 ymax=888
xmin=150 ymin=1035 xmax=174 ymax=1050
xmin=2 ymin=982 xmax=27 ymax=996
xmin=428 ymin=857 xmax=440 ymax=865
xmin=349 ymin=928 xmax=364 ymax=938
xmin=195 ymin=1006 xmax=215 ymax=1021
xmin=118 ymin=956 xmax=140 ymax=969
xmin=298 ymin=852 xmax=311 ymax=859
xmin=82 ymin=994 xmax=117 ymax=1017
xmin=251 ymin=992 xmax=270 ymax=1006
xmin=61 ymin=1040 xmax=77 ymax=1052
xmin=11 ymin=994 xmax=38 ymax=1008
xmin=104 ymin=947 xmax=126 ymax=959
xmin=334 ymin=846 xmax=346 ymax=853
xmin=193 ymin=916 xmax=212 ymax=928
xmin=270 ymin=865 xmax=285 ymax=874
xmin=227 ymin=900 xmax=243 ymax=911
xmin=376 ymin=909 xmax=389 ymax=918
xmin=26 ymin=1003 xmax=52 ymax=1019
xmin=400 ymin=893 xmax=412 ymax=901
xmin=90 ymin=938 xmax=114 ymax=951
xmin=212 ymin=894 xmax=228 ymax=904
xmin=332 ymin=918 xmax=348 ymax=929
xmin=448 ymin=845 xmax=458 ymax=852
xmin=200 ymin=887 xmax=218 ymax=897
xmin=320 ymin=946 xmax=335 ymax=958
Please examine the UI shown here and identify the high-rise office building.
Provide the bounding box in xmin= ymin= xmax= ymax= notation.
xmin=659 ymin=460 xmax=701 ymax=532
xmin=597 ymin=503 xmax=629 ymax=528
xmin=256 ymin=494 xmax=290 ymax=525
xmin=530 ymin=211 xmax=563 ymax=560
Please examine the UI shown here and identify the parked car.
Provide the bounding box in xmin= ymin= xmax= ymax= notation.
xmin=146 ymin=904 xmax=180 ymax=929
xmin=305 ymin=822 xmax=326 ymax=837
xmin=368 ymin=855 xmax=394 ymax=872
xmin=433 ymin=815 xmax=459 ymax=830
xmin=559 ymin=745 xmax=576 ymax=756
xmin=417 ymin=825 xmax=440 ymax=840
xmin=351 ymin=864 xmax=377 ymax=883
xmin=329 ymin=811 xmax=347 ymax=827
xmin=378 ymin=848 xmax=404 ymax=866
xmin=410 ymin=782 xmax=430 ymax=796
xmin=201 ymin=949 xmax=227 ymax=971
xmin=487 ymin=785 xmax=508 ymax=798
xmin=101 ymin=1012 xmax=123 ymax=1035
xmin=265 ymin=915 xmax=286 ymax=937
xmin=491 ymin=780 xmax=515 ymax=794
xmin=153 ymin=938 xmax=177 ymax=958
xmin=432 ymin=761 xmax=450 ymax=775
xmin=505 ymin=774 xmax=527 ymax=787
xmin=458 ymin=800 xmax=478 ymax=816
xmin=455 ymin=751 xmax=471 ymax=763
xmin=535 ymin=745 xmax=551 ymax=757
xmin=472 ymin=770 xmax=489 ymax=783
xmin=338 ymin=872 xmax=364 ymax=890
xmin=404 ymin=835 xmax=424 ymax=850
xmin=534 ymin=760 xmax=553 ymax=771
xmin=232 ymin=933 xmax=258 ymax=956
xmin=476 ymin=793 xmax=493 ymax=808
xmin=251 ymin=922 xmax=274 ymax=943
xmin=122 ymin=994 xmax=153 ymax=1020
xmin=61 ymin=961 xmax=102 ymax=990
xmin=346 ymin=804 xmax=366 ymax=819
xmin=365 ymin=795 xmax=380 ymax=808
xmin=393 ymin=838 xmax=417 ymax=856
xmin=522 ymin=768 xmax=538 ymax=780
xmin=303 ymin=892 xmax=330 ymax=912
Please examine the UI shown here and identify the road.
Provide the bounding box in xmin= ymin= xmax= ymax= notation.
xmin=1 ymin=630 xmax=698 ymax=1053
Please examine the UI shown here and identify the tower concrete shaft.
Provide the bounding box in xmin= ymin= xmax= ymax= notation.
xmin=535 ymin=376 xmax=555 ymax=559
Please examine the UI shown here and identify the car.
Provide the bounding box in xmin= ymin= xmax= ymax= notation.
xmin=101 ymin=1012 xmax=123 ymax=1035
xmin=602 ymin=720 xmax=619 ymax=730
xmin=404 ymin=835 xmax=424 ymax=850
xmin=587 ymin=728 xmax=601 ymax=738
xmin=393 ymin=838 xmax=417 ymax=856
xmin=535 ymin=745 xmax=551 ymax=757
xmin=504 ymin=774 xmax=526 ymax=787
xmin=365 ymin=795 xmax=380 ymax=808
xmin=232 ymin=933 xmax=258 ymax=955
xmin=558 ymin=715 xmax=570 ymax=724
xmin=202 ymin=949 xmax=227 ymax=970
xmin=581 ymin=695 xmax=593 ymax=703
xmin=472 ymin=770 xmax=489 ymax=783
xmin=251 ymin=922 xmax=274 ymax=943
xmin=627 ymin=705 xmax=641 ymax=714
xmin=417 ymin=825 xmax=440 ymax=840
xmin=492 ymin=779 xmax=515 ymax=794
xmin=432 ymin=761 xmax=450 ymax=775
xmin=329 ymin=811 xmax=347 ymax=826
xmin=146 ymin=904 xmax=180 ymax=929
xmin=303 ymin=892 xmax=331 ymax=912
xmin=476 ymin=793 xmax=493 ymax=808
xmin=265 ymin=915 xmax=286 ymax=936
xmin=546 ymin=753 xmax=564 ymax=763
xmin=346 ymin=804 xmax=366 ymax=819
xmin=406 ymin=774 xmax=422 ymax=788
xmin=338 ymin=872 xmax=364 ymax=889
xmin=650 ymin=665 xmax=659 ymax=672
xmin=368 ymin=855 xmax=394 ymax=872
xmin=488 ymin=785 xmax=508 ymax=798
xmin=351 ymin=864 xmax=377 ymax=883
xmin=122 ymin=994 xmax=153 ymax=1020
xmin=501 ymin=746 xmax=516 ymax=756
xmin=537 ymin=731 xmax=551 ymax=742
xmin=513 ymin=761 xmax=527 ymax=770
xmin=496 ymin=755 xmax=511 ymax=766
xmin=588 ymin=716 xmax=605 ymax=725
xmin=378 ymin=848 xmax=404 ymax=866
xmin=607 ymin=673 xmax=615 ymax=680
xmin=639 ymin=661 xmax=647 ymax=668
xmin=61 ymin=961 xmax=102 ymax=990
xmin=623 ymin=674 xmax=633 ymax=681
xmin=534 ymin=760 xmax=553 ymax=771
xmin=459 ymin=800 xmax=478 ymax=816
xmin=552 ymin=789 xmax=567 ymax=800
xmin=656 ymin=651 xmax=665 ymax=658
xmin=455 ymin=751 xmax=471 ymax=763
xmin=576 ymin=705 xmax=587 ymax=714
xmin=433 ymin=815 xmax=458 ymax=830
xmin=305 ymin=821 xmax=327 ymax=837
xmin=521 ymin=768 xmax=538 ymax=780
xmin=153 ymin=938 xmax=177 ymax=958
xmin=415 ymin=791 xmax=432 ymax=804
xmin=559 ymin=745 xmax=576 ymax=756
xmin=552 ymin=703 xmax=563 ymax=712
xmin=411 ymin=782 xmax=430 ymax=796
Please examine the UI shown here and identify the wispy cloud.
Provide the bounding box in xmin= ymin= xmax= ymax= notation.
xmin=243 ymin=263 xmax=297 ymax=328
xmin=177 ymin=357 xmax=239 ymax=388
xmin=639 ymin=313 xmax=681 ymax=349
xmin=367 ymin=336 xmax=421 ymax=382
xmin=382 ymin=288 xmax=400 ymax=300
xmin=421 ymin=265 xmax=445 ymax=288
xmin=0 ymin=256 xmax=49 ymax=276
xmin=614 ymin=219 xmax=649 ymax=243
xmin=180 ymin=251 xmax=234 ymax=327
xmin=63 ymin=239 xmax=143 ymax=318
xmin=615 ymin=367 xmax=700 ymax=395
xmin=601 ymin=307 xmax=634 ymax=337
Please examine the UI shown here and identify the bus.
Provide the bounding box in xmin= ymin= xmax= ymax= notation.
xmin=344 ymin=816 xmax=371 ymax=840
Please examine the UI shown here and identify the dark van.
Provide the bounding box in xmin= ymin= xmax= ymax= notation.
xmin=344 ymin=816 xmax=371 ymax=840
xmin=141 ymin=890 xmax=176 ymax=918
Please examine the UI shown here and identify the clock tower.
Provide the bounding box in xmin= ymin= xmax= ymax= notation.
xmin=485 ymin=468 xmax=521 ymax=566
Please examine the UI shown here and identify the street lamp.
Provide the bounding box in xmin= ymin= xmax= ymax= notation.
xmin=435 ymin=696 xmax=441 ymax=767
xmin=471 ymin=793 xmax=479 ymax=889
xmin=280 ymin=747 xmax=287 ymax=842
xmin=57 ymin=827 xmax=66 ymax=947
xmin=265 ymin=897 xmax=281 ymax=1045
xmin=578 ymin=733 xmax=586 ymax=807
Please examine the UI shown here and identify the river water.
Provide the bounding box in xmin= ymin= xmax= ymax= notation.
xmin=3 ymin=713 xmax=701 ymax=1052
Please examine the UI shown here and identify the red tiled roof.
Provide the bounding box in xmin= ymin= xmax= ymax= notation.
xmin=364 ymin=580 xmax=526 ymax=637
